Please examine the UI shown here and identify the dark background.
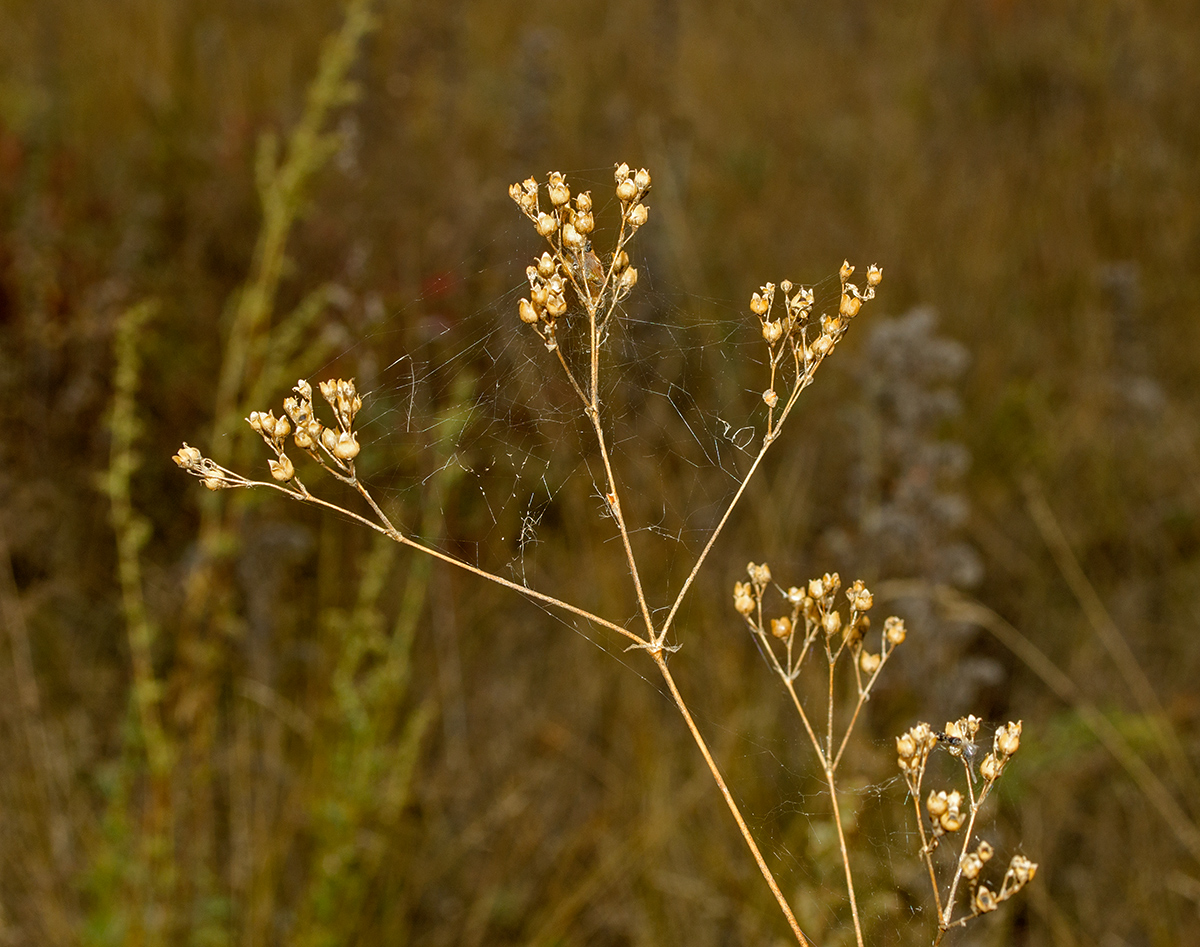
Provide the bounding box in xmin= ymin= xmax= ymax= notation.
xmin=1 ymin=0 xmax=1198 ymax=944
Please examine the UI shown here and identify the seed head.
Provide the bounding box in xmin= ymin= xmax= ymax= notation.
xmin=547 ymin=171 xmax=570 ymax=206
xmin=333 ymin=431 xmax=360 ymax=461
xmin=771 ymin=616 xmax=793 ymax=640
xmin=884 ymin=616 xmax=907 ymax=645
xmin=1008 ymin=854 xmax=1038 ymax=886
xmin=627 ymin=202 xmax=649 ymax=227
xmin=536 ymin=212 xmax=558 ymax=236
xmin=269 ymin=456 xmax=295 ymax=482
xmin=519 ymin=299 xmax=539 ymax=324
xmin=995 ymin=720 xmax=1022 ymax=757
xmin=733 ymin=581 xmax=755 ymax=617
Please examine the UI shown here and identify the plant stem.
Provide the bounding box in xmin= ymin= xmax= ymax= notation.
xmin=652 ymin=650 xmax=812 ymax=947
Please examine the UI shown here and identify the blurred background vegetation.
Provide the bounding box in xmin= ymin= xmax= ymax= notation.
xmin=1 ymin=0 xmax=1198 ymax=944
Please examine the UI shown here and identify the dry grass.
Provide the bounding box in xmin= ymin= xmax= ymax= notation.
xmin=1 ymin=0 xmax=1199 ymax=943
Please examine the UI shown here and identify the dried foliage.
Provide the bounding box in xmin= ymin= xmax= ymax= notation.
xmin=2 ymin=0 xmax=1200 ymax=944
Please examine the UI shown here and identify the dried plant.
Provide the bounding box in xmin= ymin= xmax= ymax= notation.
xmin=896 ymin=717 xmax=1037 ymax=943
xmin=172 ymin=164 xmax=1034 ymax=944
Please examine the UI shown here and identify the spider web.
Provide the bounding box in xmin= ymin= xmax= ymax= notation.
xmin=303 ymin=169 xmax=1009 ymax=939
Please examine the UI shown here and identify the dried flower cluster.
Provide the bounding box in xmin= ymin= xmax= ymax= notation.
xmin=734 ymin=566 xmax=903 ymax=693
xmin=510 ymin=165 xmax=646 ymax=351
xmin=734 ymin=567 xmax=906 ymax=944
xmin=750 ymin=261 xmax=881 ymax=436
xmin=896 ymin=716 xmax=1036 ymax=938
xmin=173 ymin=378 xmax=393 ymax=537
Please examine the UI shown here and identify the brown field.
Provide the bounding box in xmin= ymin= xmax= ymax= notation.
xmin=1 ymin=0 xmax=1198 ymax=944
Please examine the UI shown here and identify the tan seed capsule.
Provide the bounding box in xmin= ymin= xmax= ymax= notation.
xmin=562 ymin=222 xmax=584 ymax=249
xmin=884 ymin=616 xmax=906 ymax=645
xmin=762 ymin=388 xmax=778 ymax=408
xmin=575 ymin=191 xmax=592 ymax=212
xmin=840 ymin=260 xmax=854 ymax=281
xmin=616 ymin=179 xmax=637 ymax=202
xmin=537 ymin=252 xmax=556 ymax=277
xmin=536 ymin=212 xmax=558 ymax=236
xmin=974 ymin=886 xmax=997 ymax=913
xmin=634 ymin=167 xmax=651 ymax=190
xmin=926 ymin=790 xmax=949 ymax=817
xmin=733 ymin=582 xmax=755 ymax=616
xmin=614 ymin=161 xmax=630 ymax=182
xmin=519 ymin=299 xmax=539 ymax=324
xmin=980 ymin=753 xmax=1002 ymax=782
xmin=867 ymin=264 xmax=883 ymax=287
xmin=269 ymin=456 xmax=295 ymax=481
xmin=334 ymin=431 xmax=360 ymax=460
xmin=840 ymin=294 xmax=862 ymax=318
xmin=771 ymin=616 xmax=793 ymax=639
xmin=627 ymin=202 xmax=648 ymax=227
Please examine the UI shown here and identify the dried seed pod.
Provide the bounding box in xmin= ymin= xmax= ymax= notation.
xmin=771 ymin=616 xmax=793 ymax=640
xmin=519 ymin=299 xmax=539 ymax=324
xmin=269 ymin=456 xmax=295 ymax=482
xmin=859 ymin=651 xmax=881 ymax=673
xmin=733 ymin=581 xmax=755 ymax=617
xmin=884 ymin=616 xmax=907 ymax=644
